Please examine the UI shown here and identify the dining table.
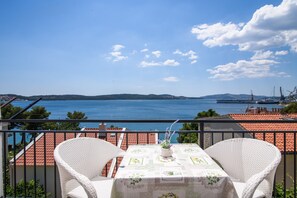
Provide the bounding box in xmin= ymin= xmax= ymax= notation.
xmin=113 ymin=144 xmax=238 ymax=198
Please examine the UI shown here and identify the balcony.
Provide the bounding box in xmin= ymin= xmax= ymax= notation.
xmin=0 ymin=118 xmax=297 ymax=198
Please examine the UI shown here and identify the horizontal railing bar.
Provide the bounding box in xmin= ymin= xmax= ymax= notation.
xmin=206 ymin=131 xmax=296 ymax=134
xmin=1 ymin=119 xmax=297 ymax=123
xmin=1 ymin=129 xmax=296 ymax=133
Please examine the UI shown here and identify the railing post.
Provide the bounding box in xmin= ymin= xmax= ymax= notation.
xmin=200 ymin=122 xmax=204 ymax=149
xmin=0 ymin=108 xmax=3 ymax=197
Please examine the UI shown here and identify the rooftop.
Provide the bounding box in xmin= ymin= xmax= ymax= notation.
xmin=11 ymin=128 xmax=157 ymax=167
xmin=230 ymin=113 xmax=297 ymax=152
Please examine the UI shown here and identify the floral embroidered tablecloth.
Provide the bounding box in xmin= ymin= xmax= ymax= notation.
xmin=113 ymin=144 xmax=238 ymax=198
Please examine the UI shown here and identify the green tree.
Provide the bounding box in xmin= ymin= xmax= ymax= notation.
xmin=43 ymin=111 xmax=88 ymax=130
xmin=1 ymin=104 xmax=51 ymax=131
xmin=177 ymin=109 xmax=220 ymax=144
xmin=281 ymin=102 xmax=297 ymax=114
xmin=22 ymin=106 xmax=51 ymax=130
xmin=1 ymin=104 xmax=87 ymax=131
xmin=196 ymin=109 xmax=219 ymax=118
xmin=1 ymin=103 xmax=23 ymax=119
xmin=1 ymin=104 xmax=52 ymax=145
xmin=0 ymin=103 xmax=24 ymax=129
xmin=60 ymin=111 xmax=88 ymax=130
xmin=21 ymin=106 xmax=51 ymax=142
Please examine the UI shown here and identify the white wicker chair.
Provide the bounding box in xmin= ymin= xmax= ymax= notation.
xmin=205 ymin=138 xmax=281 ymax=198
xmin=54 ymin=137 xmax=125 ymax=198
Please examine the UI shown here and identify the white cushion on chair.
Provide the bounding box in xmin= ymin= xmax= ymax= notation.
xmin=233 ymin=182 xmax=265 ymax=198
xmin=67 ymin=176 xmax=115 ymax=198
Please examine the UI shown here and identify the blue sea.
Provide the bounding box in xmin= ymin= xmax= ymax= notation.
xmin=8 ymin=99 xmax=280 ymax=143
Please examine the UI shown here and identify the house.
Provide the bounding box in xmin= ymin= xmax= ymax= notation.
xmin=9 ymin=125 xmax=157 ymax=197
xmin=202 ymin=115 xmax=253 ymax=148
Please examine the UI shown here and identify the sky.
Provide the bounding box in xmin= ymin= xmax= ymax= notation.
xmin=0 ymin=0 xmax=296 ymax=97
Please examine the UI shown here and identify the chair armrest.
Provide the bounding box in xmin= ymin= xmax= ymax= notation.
xmin=242 ymin=172 xmax=264 ymax=198
xmin=242 ymin=157 xmax=280 ymax=198
xmin=72 ymin=171 xmax=98 ymax=198
xmin=56 ymin=156 xmax=97 ymax=198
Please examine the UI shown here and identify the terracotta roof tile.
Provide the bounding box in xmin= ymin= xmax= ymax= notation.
xmin=15 ymin=133 xmax=76 ymax=166
xmin=229 ymin=114 xmax=297 ymax=152
xmin=13 ymin=128 xmax=157 ymax=169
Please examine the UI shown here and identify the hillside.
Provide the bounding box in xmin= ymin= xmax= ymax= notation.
xmin=200 ymin=93 xmax=270 ymax=100
xmin=0 ymin=94 xmax=197 ymax=101
xmin=0 ymin=93 xmax=274 ymax=101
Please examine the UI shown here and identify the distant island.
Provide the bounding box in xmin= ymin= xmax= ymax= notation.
xmin=0 ymin=93 xmax=271 ymax=101
xmin=0 ymin=94 xmax=198 ymax=101
xmin=200 ymin=93 xmax=269 ymax=100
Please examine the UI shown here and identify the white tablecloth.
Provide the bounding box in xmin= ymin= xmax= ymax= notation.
xmin=114 ymin=144 xmax=238 ymax=198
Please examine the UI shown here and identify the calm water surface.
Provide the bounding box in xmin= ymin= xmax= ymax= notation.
xmin=12 ymin=99 xmax=280 ymax=130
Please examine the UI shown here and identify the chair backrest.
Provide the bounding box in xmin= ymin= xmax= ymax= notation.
xmin=54 ymin=137 xmax=124 ymax=197
xmin=205 ymin=138 xmax=281 ymax=197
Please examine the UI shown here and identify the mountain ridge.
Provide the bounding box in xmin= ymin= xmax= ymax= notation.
xmin=0 ymin=94 xmax=196 ymax=101
xmin=0 ymin=93 xmax=273 ymax=101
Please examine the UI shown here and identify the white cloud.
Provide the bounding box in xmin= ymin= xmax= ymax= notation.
xmin=152 ymin=50 xmax=161 ymax=58
xmin=139 ymin=59 xmax=180 ymax=67
xmin=187 ymin=51 xmax=198 ymax=60
xmin=275 ymin=50 xmax=289 ymax=55
xmin=192 ymin=0 xmax=295 ymax=80
xmin=163 ymin=59 xmax=180 ymax=66
xmin=163 ymin=76 xmax=179 ymax=82
xmin=110 ymin=51 xmax=128 ymax=62
xmin=174 ymin=49 xmax=198 ymax=64
xmin=192 ymin=0 xmax=297 ymax=52
xmin=208 ymin=49 xmax=291 ymax=80
xmin=112 ymin=44 xmax=125 ymax=52
xmin=251 ymin=50 xmax=274 ymax=60
xmin=191 ymin=60 xmax=197 ymax=64
xmin=141 ymin=48 xmax=149 ymax=53
xmin=207 ymin=58 xmax=290 ymax=80
xmin=173 ymin=49 xmax=182 ymax=55
xmin=109 ymin=44 xmax=128 ymax=62
xmin=139 ymin=61 xmax=162 ymax=67
xmin=192 ymin=23 xmax=240 ymax=47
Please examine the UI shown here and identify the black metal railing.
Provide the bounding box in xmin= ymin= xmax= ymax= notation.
xmin=0 ymin=119 xmax=296 ymax=198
